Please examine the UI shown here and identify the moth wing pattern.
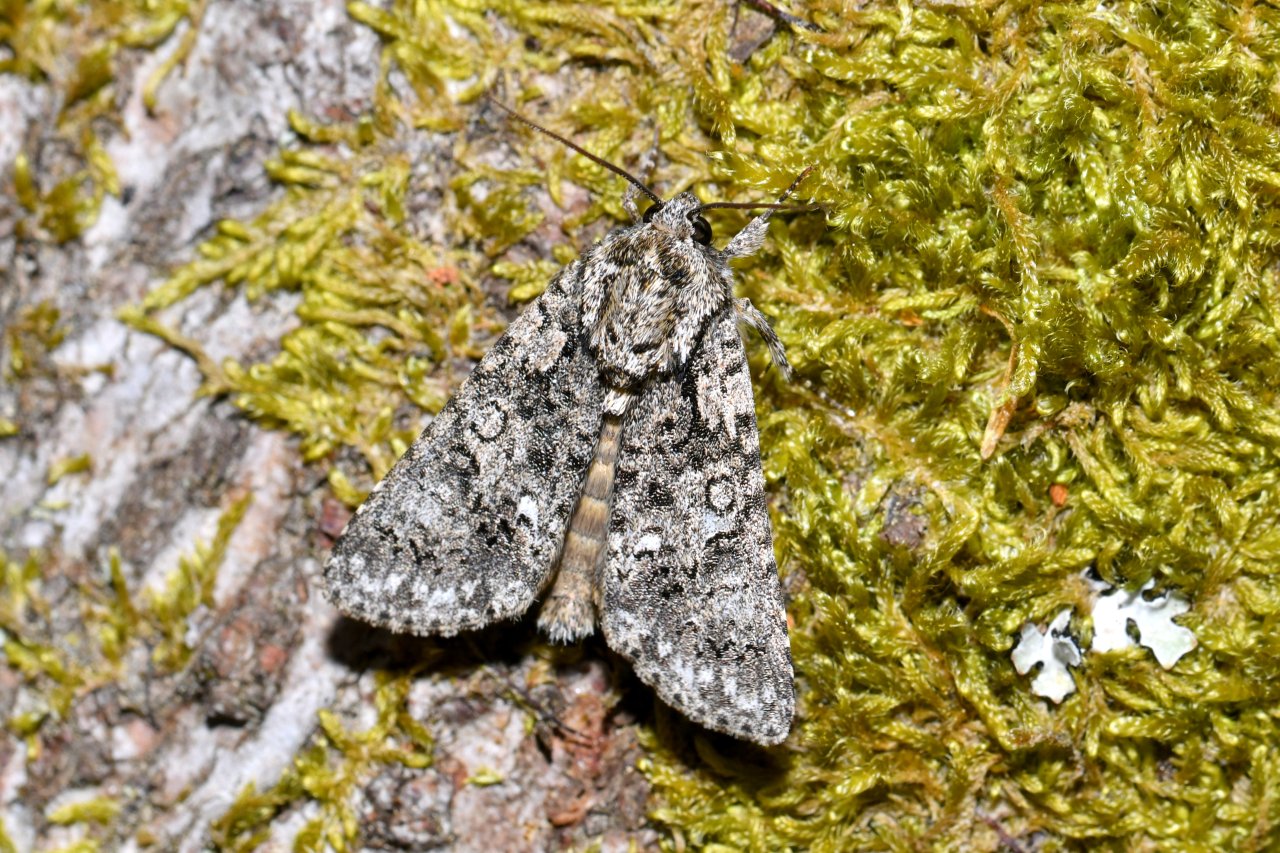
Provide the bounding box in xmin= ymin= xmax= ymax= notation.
xmin=324 ymin=264 xmax=604 ymax=636
xmin=602 ymin=308 xmax=794 ymax=744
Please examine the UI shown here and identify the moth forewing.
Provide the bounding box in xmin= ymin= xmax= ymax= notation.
xmin=601 ymin=308 xmax=794 ymax=745
xmin=323 ymin=266 xmax=604 ymax=636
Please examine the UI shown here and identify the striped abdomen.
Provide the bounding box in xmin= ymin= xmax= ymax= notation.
xmin=537 ymin=413 xmax=622 ymax=643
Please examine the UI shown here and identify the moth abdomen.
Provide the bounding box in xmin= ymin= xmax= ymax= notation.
xmin=537 ymin=413 xmax=624 ymax=643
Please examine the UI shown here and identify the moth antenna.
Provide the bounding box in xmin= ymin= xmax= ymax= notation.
xmin=486 ymin=96 xmax=664 ymax=207
xmin=696 ymin=166 xmax=818 ymax=215
xmin=696 ymin=201 xmax=819 ymax=214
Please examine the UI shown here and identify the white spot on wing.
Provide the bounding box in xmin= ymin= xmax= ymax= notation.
xmin=517 ymin=495 xmax=538 ymax=530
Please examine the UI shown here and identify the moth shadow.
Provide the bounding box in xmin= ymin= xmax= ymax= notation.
xmin=601 ymin=649 xmax=797 ymax=777
xmin=324 ymin=611 xmax=541 ymax=677
xmin=324 ymin=617 xmax=793 ymax=776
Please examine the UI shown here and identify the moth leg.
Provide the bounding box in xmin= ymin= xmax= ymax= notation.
xmin=722 ymin=167 xmax=813 ymax=259
xmin=735 ymin=298 xmax=794 ymax=380
xmin=622 ymin=126 xmax=662 ymax=223
xmin=538 ymin=412 xmax=624 ymax=642
xmin=623 ymin=184 xmax=643 ymax=224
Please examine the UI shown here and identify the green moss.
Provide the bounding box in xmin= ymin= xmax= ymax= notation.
xmin=0 ymin=497 xmax=250 ymax=739
xmin=121 ymin=106 xmax=488 ymax=486
xmin=46 ymin=796 xmax=122 ymax=826
xmin=4 ymin=301 xmax=66 ymax=379
xmin=29 ymin=0 xmax=1280 ymax=848
xmin=146 ymin=493 xmax=251 ymax=669
xmin=0 ymin=0 xmax=200 ymax=242
xmin=634 ymin=0 xmax=1280 ymax=848
xmin=465 ymin=767 xmax=505 ymax=787
xmin=209 ymin=672 xmax=433 ymax=852
xmin=46 ymin=453 xmax=92 ymax=486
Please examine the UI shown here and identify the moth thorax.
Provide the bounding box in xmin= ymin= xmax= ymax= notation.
xmin=590 ymin=313 xmax=678 ymax=388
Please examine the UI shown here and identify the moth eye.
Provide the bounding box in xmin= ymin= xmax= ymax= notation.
xmin=690 ymin=215 xmax=712 ymax=246
xmin=642 ymin=203 xmax=663 ymax=223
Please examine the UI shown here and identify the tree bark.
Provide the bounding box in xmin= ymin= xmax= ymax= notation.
xmin=0 ymin=2 xmax=654 ymax=850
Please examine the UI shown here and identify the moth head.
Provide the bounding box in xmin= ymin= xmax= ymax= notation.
xmin=584 ymin=189 xmax=728 ymax=390
xmin=642 ymin=192 xmax=713 ymax=247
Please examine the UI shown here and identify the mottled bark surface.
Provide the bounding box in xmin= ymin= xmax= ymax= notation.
xmin=0 ymin=2 xmax=654 ymax=849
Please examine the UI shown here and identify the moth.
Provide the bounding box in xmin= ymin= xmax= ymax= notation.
xmin=325 ymin=102 xmax=807 ymax=745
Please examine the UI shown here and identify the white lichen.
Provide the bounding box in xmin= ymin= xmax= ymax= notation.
xmin=1090 ymin=579 xmax=1197 ymax=669
xmin=1011 ymin=609 xmax=1082 ymax=703
xmin=1011 ymin=578 xmax=1198 ymax=703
